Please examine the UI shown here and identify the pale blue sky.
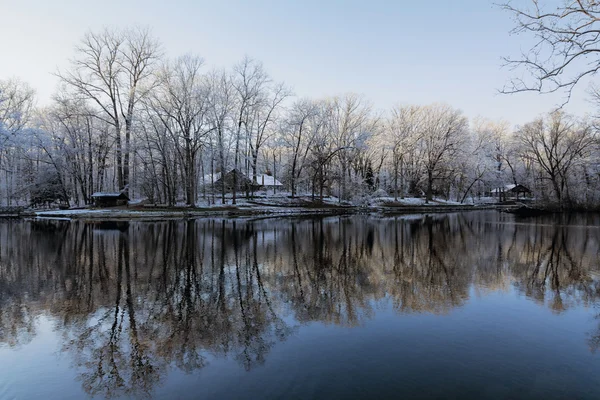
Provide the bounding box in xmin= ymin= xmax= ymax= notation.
xmin=0 ymin=0 xmax=593 ymax=125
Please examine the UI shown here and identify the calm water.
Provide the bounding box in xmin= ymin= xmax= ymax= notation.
xmin=1 ymin=211 xmax=600 ymax=399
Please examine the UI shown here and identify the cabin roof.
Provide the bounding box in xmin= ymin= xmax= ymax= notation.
xmin=490 ymin=184 xmax=530 ymax=193
xmin=200 ymin=170 xmax=283 ymax=187
xmin=91 ymin=192 xmax=129 ymax=199
xmin=256 ymin=174 xmax=283 ymax=186
xmin=200 ymin=173 xmax=222 ymax=184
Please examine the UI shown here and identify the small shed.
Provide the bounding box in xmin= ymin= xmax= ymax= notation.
xmin=91 ymin=192 xmax=129 ymax=207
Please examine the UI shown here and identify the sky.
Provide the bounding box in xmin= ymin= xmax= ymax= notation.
xmin=0 ymin=0 xmax=594 ymax=126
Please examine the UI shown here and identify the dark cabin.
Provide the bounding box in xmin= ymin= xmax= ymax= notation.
xmin=213 ymin=169 xmax=260 ymax=192
xmin=91 ymin=192 xmax=129 ymax=207
xmin=490 ymin=184 xmax=532 ymax=201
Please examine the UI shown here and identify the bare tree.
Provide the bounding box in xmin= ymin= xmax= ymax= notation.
xmin=500 ymin=0 xmax=600 ymax=103
xmin=230 ymin=57 xmax=266 ymax=204
xmin=246 ymin=81 xmax=291 ymax=197
xmin=0 ymin=79 xmax=35 ymax=137
xmin=452 ymin=119 xmax=500 ymax=203
xmin=418 ymin=104 xmax=469 ymax=203
xmin=329 ymin=94 xmax=377 ymax=201
xmin=282 ymin=99 xmax=320 ymax=197
xmin=148 ymin=55 xmax=211 ymax=206
xmin=119 ymin=28 xmax=162 ymax=193
xmin=518 ymin=111 xmax=596 ymax=207
xmin=207 ymin=69 xmax=235 ymax=204
xmin=44 ymin=96 xmax=111 ymax=204
xmin=138 ymin=103 xmax=179 ymax=205
xmin=461 ymin=118 xmax=517 ymax=202
xmin=306 ymin=101 xmax=350 ymax=202
xmin=58 ymin=27 xmax=161 ymax=193
xmin=0 ymin=79 xmax=35 ymax=205
xmin=386 ymin=105 xmax=423 ymax=200
xmin=228 ymin=57 xmax=292 ymax=202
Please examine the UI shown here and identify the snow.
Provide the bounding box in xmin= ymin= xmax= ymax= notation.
xmin=255 ymin=174 xmax=283 ymax=186
xmin=91 ymin=192 xmax=126 ymax=198
xmin=36 ymin=209 xmax=129 ymax=216
xmin=127 ymin=198 xmax=146 ymax=205
xmin=199 ymin=172 xmax=282 ymax=186
xmin=370 ymin=197 xmax=463 ymax=206
xmin=469 ymin=196 xmax=497 ymax=204
xmin=392 ymin=197 xmax=426 ymax=205
xmin=490 ymin=184 xmax=518 ymax=193
xmin=396 ymin=214 xmax=428 ymax=221
xmin=30 ymin=192 xmax=495 ymax=220
xmin=200 ymin=173 xmax=221 ymax=185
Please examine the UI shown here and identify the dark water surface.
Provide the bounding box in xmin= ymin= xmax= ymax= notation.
xmin=1 ymin=211 xmax=600 ymax=399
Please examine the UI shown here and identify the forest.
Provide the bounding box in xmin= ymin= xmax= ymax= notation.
xmin=1 ymin=27 xmax=599 ymax=210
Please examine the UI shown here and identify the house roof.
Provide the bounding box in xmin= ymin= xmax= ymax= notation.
xmin=200 ymin=171 xmax=283 ymax=186
xmin=91 ymin=192 xmax=129 ymax=199
xmin=200 ymin=173 xmax=222 ymax=184
xmin=256 ymin=174 xmax=283 ymax=186
xmin=490 ymin=184 xmax=530 ymax=193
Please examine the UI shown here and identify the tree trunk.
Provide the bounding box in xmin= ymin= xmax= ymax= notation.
xmin=218 ymin=129 xmax=226 ymax=205
xmin=426 ymin=170 xmax=433 ymax=204
xmin=251 ymin=151 xmax=258 ymax=198
xmin=393 ymin=157 xmax=399 ymax=201
xmin=115 ymin=123 xmax=123 ymax=190
xmin=273 ymin=152 xmax=277 ymax=195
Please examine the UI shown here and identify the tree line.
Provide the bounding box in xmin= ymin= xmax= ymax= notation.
xmin=0 ymin=27 xmax=599 ymax=209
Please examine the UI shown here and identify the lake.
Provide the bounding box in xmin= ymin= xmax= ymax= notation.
xmin=1 ymin=211 xmax=599 ymax=399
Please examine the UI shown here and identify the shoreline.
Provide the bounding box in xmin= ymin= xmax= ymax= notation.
xmin=21 ymin=203 xmax=505 ymax=221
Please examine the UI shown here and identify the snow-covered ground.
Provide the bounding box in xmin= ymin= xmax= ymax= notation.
xmin=370 ymin=196 xmax=465 ymax=206
xmin=29 ymin=192 xmax=500 ymax=220
xmin=32 ymin=206 xmax=350 ymax=220
xmin=132 ymin=191 xmax=491 ymax=208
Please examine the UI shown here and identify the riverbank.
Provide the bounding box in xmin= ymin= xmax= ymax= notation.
xmin=24 ymin=199 xmax=505 ymax=220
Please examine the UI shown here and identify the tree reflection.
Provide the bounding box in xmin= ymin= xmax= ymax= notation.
xmin=0 ymin=212 xmax=599 ymax=397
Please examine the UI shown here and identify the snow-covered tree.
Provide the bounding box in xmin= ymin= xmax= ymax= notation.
xmin=58 ymin=27 xmax=161 ymax=193
xmin=517 ymin=111 xmax=597 ymax=207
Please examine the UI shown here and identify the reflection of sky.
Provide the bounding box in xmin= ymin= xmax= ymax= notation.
xmin=1 ymin=292 xmax=599 ymax=400
xmin=0 ymin=315 xmax=83 ymax=399
xmin=0 ymin=0 xmax=593 ymax=125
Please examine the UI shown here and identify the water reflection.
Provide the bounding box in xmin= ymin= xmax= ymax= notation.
xmin=0 ymin=212 xmax=599 ymax=398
